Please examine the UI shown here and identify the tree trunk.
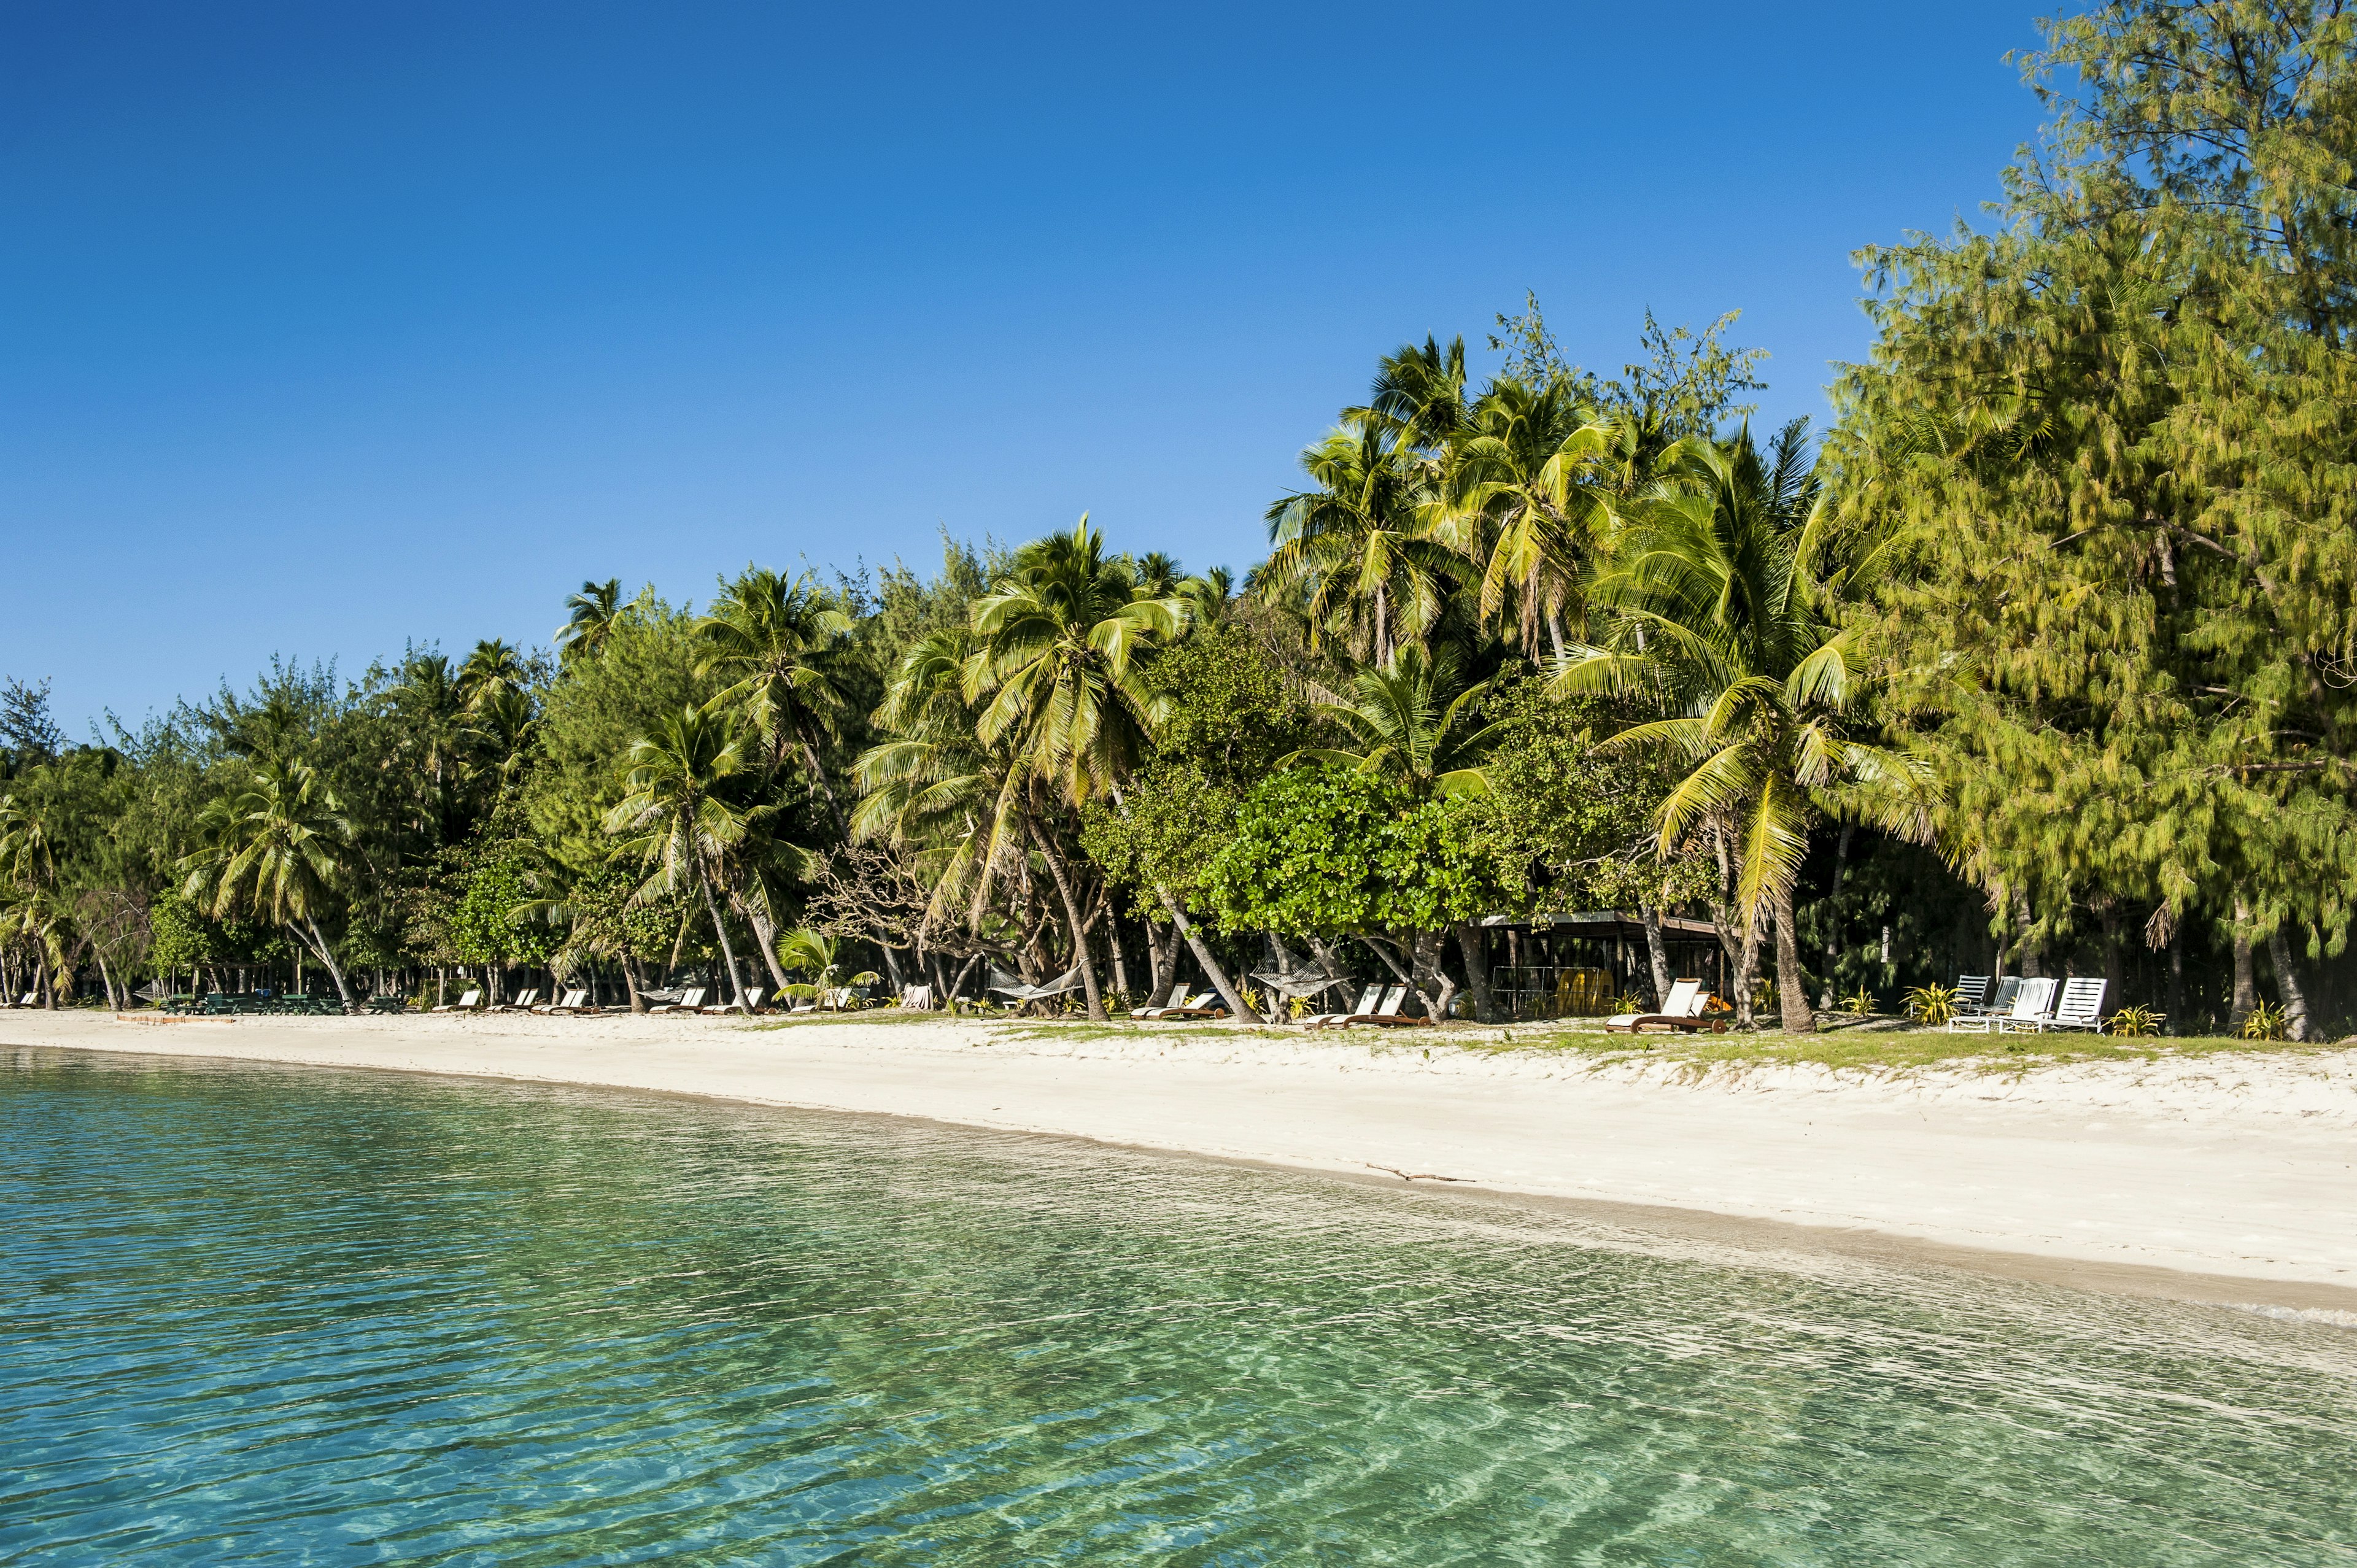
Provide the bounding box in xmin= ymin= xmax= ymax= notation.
xmin=625 ymin=954 xmax=646 ymax=1013
xmin=697 ymin=874 xmax=748 ymax=1010
xmin=1107 ymin=911 xmax=1130 ymax=1003
xmin=1771 ymin=884 xmax=1814 ymax=1033
xmin=2013 ymin=897 xmax=2043 ymax=979
xmin=1409 ymin=930 xmax=1458 ymax=1021
xmin=738 ymin=895 xmax=792 ymax=991
xmin=95 ymin=951 xmax=117 ymax=1010
xmin=299 ymin=918 xmax=355 ymax=1006
xmin=1817 ymin=821 xmax=1852 ymax=1008
xmin=1546 ymin=611 xmax=1567 ymax=664
xmin=2166 ymin=923 xmax=2185 ymax=1036
xmin=2267 ymin=926 xmax=2312 ymax=1043
xmin=1730 ymin=907 xmax=1762 ymax=1029
xmin=948 ymin=950 xmax=983 ymax=1005
xmin=1029 ymin=825 xmax=1104 ymax=1020
xmin=1152 ymin=886 xmax=1258 ymax=1021
xmin=1144 ymin=917 xmax=1177 ymax=1000
xmin=1453 ymin=924 xmax=1495 ymax=1022
xmin=2229 ymin=897 xmax=2258 ymax=1029
xmin=1640 ymin=906 xmax=1673 ymax=1010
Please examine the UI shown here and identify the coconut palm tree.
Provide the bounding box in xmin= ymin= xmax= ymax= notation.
xmin=1441 ymin=378 xmax=1616 ymax=660
xmin=1555 ymin=420 xmax=1924 ymax=1032
xmin=177 ymin=755 xmax=360 ymax=1006
xmin=957 ymin=518 xmax=1192 ymax=1019
xmin=555 ymin=578 xmax=623 ymax=664
xmin=602 ymin=706 xmax=762 ymax=1010
xmin=459 ymin=639 xmax=527 ymax=711
xmin=388 ymin=652 xmax=471 ymax=846
xmin=697 ymin=567 xmax=856 ymax=828
xmin=1261 ymin=417 xmax=1469 ymax=664
xmin=1287 ymin=646 xmax=1505 ymax=798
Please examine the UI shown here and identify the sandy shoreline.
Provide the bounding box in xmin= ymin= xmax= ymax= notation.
xmin=12 ymin=1009 xmax=2357 ymax=1316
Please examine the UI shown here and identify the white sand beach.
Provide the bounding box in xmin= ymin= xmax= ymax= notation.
xmin=14 ymin=1009 xmax=2357 ymax=1314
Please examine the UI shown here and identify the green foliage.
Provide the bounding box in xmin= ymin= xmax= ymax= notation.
xmin=445 ymin=846 xmax=558 ymax=968
xmin=1202 ymin=768 xmax=1514 ymax=940
xmin=1833 ymin=0 xmax=2357 ymax=961
xmin=2107 ymin=1005 xmax=2165 ymax=1038
xmin=527 ymin=597 xmax=715 ymax=870
xmin=147 ymin=890 xmax=213 ymax=976
xmin=2240 ymin=1000 xmax=2289 ymax=1041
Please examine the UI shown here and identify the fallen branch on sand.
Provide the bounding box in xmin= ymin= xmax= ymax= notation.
xmin=1364 ymin=1163 xmax=1469 ymax=1183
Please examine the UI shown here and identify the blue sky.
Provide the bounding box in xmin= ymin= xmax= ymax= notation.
xmin=3 ymin=1 xmax=2049 ymax=733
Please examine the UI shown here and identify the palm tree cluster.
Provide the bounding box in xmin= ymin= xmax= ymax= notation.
xmin=18 ymin=0 xmax=2357 ymax=1042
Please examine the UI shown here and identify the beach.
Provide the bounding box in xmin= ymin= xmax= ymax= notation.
xmin=14 ymin=1008 xmax=2357 ymax=1315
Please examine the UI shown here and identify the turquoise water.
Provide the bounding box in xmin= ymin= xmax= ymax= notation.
xmin=4 ymin=1049 xmax=2355 ymax=1566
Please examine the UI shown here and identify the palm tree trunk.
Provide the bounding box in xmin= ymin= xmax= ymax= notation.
xmin=1028 ymin=825 xmax=1104 ymax=1020
xmin=1640 ymin=906 xmax=1673 ymax=1011
xmin=737 ymin=894 xmax=792 ymax=991
xmin=2267 ymin=927 xmax=2312 ymax=1042
xmin=698 ymin=871 xmax=748 ymax=1010
xmin=1151 ymin=886 xmax=1258 ymax=1021
xmin=1770 ymin=884 xmax=1813 ymax=1034
xmin=298 ymin=917 xmax=355 ymax=1006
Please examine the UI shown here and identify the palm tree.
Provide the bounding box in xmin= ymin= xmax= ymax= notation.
xmin=0 ymin=792 xmax=67 ymax=1008
xmin=177 ymin=755 xmax=360 ymax=1006
xmin=1353 ymin=334 xmax=1471 ymax=455
xmin=1287 ymin=646 xmax=1504 ymax=798
xmin=1555 ymin=420 xmax=1922 ymax=1032
xmin=1441 ymin=378 xmax=1616 ymax=660
xmin=1261 ymin=417 xmax=1469 ymax=664
xmin=459 ymin=639 xmax=526 ymax=711
xmin=696 ymin=567 xmax=857 ymax=830
xmin=388 ymin=652 xmax=470 ymax=846
xmin=956 ymin=518 xmax=1191 ymax=1019
xmin=555 ymin=578 xmax=623 ymax=663
xmin=602 ymin=706 xmax=761 ymax=1010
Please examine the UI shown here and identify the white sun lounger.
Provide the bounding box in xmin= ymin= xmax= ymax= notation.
xmin=431 ymin=988 xmax=483 ymax=1014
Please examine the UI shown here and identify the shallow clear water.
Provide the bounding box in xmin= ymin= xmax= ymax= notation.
xmin=3 ymin=1048 xmax=2355 ymax=1566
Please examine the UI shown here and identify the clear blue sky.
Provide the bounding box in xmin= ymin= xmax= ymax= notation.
xmin=2 ymin=1 xmax=2049 ymax=734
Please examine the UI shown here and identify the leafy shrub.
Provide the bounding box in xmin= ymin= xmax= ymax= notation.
xmin=1903 ymin=983 xmax=1958 ymax=1025
xmin=2106 ymin=1005 xmax=2164 ymax=1037
xmin=1840 ymin=986 xmax=1876 ymax=1016
xmin=2240 ymin=1001 xmax=2288 ymax=1041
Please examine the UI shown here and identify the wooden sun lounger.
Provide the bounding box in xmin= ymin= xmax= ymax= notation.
xmin=648 ymin=986 xmax=708 ymax=1014
xmin=1604 ymin=979 xmax=1725 ymax=1033
xmin=431 ymin=988 xmax=483 ymax=1014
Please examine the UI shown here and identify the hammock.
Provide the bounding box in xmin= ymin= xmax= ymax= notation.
xmin=986 ymin=967 xmax=1085 ymax=1002
xmin=1248 ymin=971 xmax=1352 ymax=1001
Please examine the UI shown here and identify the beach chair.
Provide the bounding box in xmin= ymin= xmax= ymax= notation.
xmin=1131 ymin=983 xmax=1193 ymax=1019
xmin=431 ymin=988 xmax=483 ymax=1014
xmin=648 ymin=986 xmax=708 ymax=1015
xmin=2000 ymin=976 xmax=2104 ymax=1034
xmin=1354 ymin=987 xmax=1436 ymax=1028
xmin=1156 ymin=991 xmax=1231 ymax=1020
xmin=1986 ymin=976 xmax=2058 ymax=1034
xmin=1302 ymin=984 xmax=1382 ymax=1029
xmin=1948 ymin=975 xmax=1992 ymax=1019
xmin=1312 ymin=984 xmax=1406 ymax=1030
xmin=899 ymin=983 xmax=935 ymax=1011
xmin=490 ymin=988 xmax=540 ymax=1014
xmin=533 ymin=988 xmax=590 ymax=1014
xmin=1604 ymin=979 xmax=1713 ymax=1034
xmin=1947 ymin=976 xmax=2022 ymax=1033
xmin=702 ymin=987 xmax=767 ymax=1015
